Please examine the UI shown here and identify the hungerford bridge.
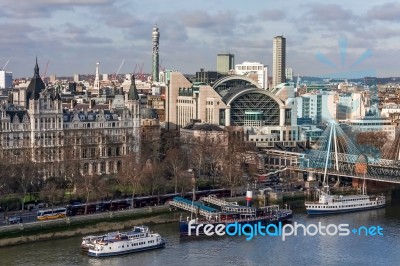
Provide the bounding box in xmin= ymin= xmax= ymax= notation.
xmin=262 ymin=121 xmax=400 ymax=185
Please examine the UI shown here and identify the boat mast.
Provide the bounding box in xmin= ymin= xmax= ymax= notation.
xmin=190 ymin=170 xmax=196 ymax=220
xmin=362 ymin=171 xmax=367 ymax=195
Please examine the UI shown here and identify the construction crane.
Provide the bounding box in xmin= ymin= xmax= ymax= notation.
xmin=1 ymin=60 xmax=9 ymax=71
xmin=113 ymin=58 xmax=125 ymax=81
xmin=43 ymin=60 xmax=50 ymax=80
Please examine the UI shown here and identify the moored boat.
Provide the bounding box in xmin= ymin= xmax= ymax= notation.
xmin=170 ymin=195 xmax=292 ymax=236
xmin=305 ymin=189 xmax=385 ymax=215
xmin=87 ymin=226 xmax=165 ymax=257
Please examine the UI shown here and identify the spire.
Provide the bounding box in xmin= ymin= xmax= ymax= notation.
xmin=34 ymin=56 xmax=40 ymax=77
xmin=26 ymin=58 xmax=45 ymax=104
xmin=128 ymin=74 xmax=139 ymax=100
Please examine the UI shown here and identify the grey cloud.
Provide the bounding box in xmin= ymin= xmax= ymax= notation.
xmin=0 ymin=23 xmax=39 ymax=45
xmin=291 ymin=3 xmax=360 ymax=36
xmin=258 ymin=9 xmax=286 ymax=21
xmin=304 ymin=4 xmax=353 ymax=21
xmin=1 ymin=0 xmax=113 ymax=18
xmin=37 ymin=0 xmax=111 ymax=5
xmin=64 ymin=23 xmax=87 ymax=35
xmin=180 ymin=10 xmax=236 ymax=35
xmin=365 ymin=2 xmax=400 ymax=21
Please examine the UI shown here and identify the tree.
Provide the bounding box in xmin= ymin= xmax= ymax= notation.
xmin=75 ymin=173 xmax=102 ymax=215
xmin=165 ymin=148 xmax=186 ymax=193
xmin=9 ymin=150 xmax=39 ymax=211
xmin=356 ymin=131 xmax=389 ymax=156
xmin=220 ymin=143 xmax=246 ymax=197
xmin=143 ymin=159 xmax=166 ymax=199
xmin=40 ymin=177 xmax=65 ymax=209
xmin=119 ymin=152 xmax=143 ymax=208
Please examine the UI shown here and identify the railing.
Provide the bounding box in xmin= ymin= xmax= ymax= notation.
xmin=200 ymin=195 xmax=237 ymax=207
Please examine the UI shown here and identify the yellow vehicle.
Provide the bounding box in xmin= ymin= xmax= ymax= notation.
xmin=37 ymin=207 xmax=67 ymax=220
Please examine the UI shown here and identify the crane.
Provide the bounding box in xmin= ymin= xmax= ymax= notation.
xmin=43 ymin=60 xmax=50 ymax=80
xmin=114 ymin=58 xmax=125 ymax=81
xmin=1 ymin=60 xmax=9 ymax=71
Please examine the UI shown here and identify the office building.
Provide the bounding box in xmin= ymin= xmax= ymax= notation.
xmin=273 ymin=36 xmax=286 ymax=87
xmin=217 ymin=53 xmax=234 ymax=74
xmin=235 ymin=62 xmax=268 ymax=89
xmin=0 ymin=70 xmax=13 ymax=89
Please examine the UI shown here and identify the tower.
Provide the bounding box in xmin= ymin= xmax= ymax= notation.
xmin=126 ymin=74 xmax=141 ymax=154
xmin=152 ymin=25 xmax=160 ymax=82
xmin=93 ymin=62 xmax=100 ymax=95
xmin=217 ymin=53 xmax=234 ymax=74
xmin=273 ymin=36 xmax=286 ymax=88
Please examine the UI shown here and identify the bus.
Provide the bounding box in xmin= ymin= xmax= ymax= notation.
xmin=67 ymin=203 xmax=97 ymax=216
xmin=37 ymin=207 xmax=67 ymax=221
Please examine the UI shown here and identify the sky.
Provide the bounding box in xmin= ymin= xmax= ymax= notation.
xmin=1 ymin=0 xmax=400 ymax=78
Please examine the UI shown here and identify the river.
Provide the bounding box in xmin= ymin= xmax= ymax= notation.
xmin=0 ymin=204 xmax=399 ymax=266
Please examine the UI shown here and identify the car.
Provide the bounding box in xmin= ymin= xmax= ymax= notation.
xmin=8 ymin=216 xmax=22 ymax=224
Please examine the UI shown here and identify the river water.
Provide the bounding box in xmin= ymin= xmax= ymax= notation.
xmin=0 ymin=204 xmax=399 ymax=266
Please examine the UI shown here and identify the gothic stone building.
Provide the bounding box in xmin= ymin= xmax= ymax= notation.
xmin=0 ymin=60 xmax=141 ymax=178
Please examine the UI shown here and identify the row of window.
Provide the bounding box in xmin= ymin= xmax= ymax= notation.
xmin=310 ymin=202 xmax=377 ymax=209
xmin=116 ymin=240 xmax=154 ymax=249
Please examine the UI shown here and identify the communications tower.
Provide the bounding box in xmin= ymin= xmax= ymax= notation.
xmin=152 ymin=25 xmax=160 ymax=82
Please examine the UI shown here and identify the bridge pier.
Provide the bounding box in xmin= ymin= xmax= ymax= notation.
xmin=352 ymin=178 xmax=400 ymax=193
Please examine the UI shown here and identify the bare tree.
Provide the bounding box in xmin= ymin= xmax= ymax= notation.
xmin=165 ymin=147 xmax=187 ymax=193
xmin=40 ymin=177 xmax=65 ymax=210
xmin=10 ymin=150 xmax=39 ymax=211
xmin=119 ymin=152 xmax=143 ymax=208
xmin=220 ymin=143 xmax=246 ymax=197
xmin=75 ymin=173 xmax=102 ymax=215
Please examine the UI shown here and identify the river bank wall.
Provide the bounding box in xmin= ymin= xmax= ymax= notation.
xmin=0 ymin=205 xmax=180 ymax=247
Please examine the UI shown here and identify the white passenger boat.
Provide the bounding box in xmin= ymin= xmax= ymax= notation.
xmin=305 ymin=188 xmax=385 ymax=215
xmin=87 ymin=226 xmax=165 ymax=257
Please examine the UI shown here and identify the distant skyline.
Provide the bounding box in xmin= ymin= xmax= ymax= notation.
xmin=1 ymin=0 xmax=400 ymax=78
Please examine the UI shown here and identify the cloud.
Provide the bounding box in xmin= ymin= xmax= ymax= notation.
xmin=61 ymin=23 xmax=112 ymax=44
xmin=1 ymin=0 xmax=113 ymax=18
xmin=180 ymin=10 xmax=236 ymax=35
xmin=37 ymin=0 xmax=111 ymax=4
xmin=258 ymin=9 xmax=286 ymax=21
xmin=304 ymin=3 xmax=353 ymax=22
xmin=365 ymin=2 xmax=400 ymax=21
xmin=291 ymin=3 xmax=361 ymax=37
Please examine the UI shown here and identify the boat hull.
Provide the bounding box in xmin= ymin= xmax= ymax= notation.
xmin=88 ymin=240 xmax=165 ymax=257
xmin=179 ymin=212 xmax=293 ymax=237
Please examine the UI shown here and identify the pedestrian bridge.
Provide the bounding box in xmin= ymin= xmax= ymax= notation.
xmin=262 ymin=121 xmax=400 ymax=185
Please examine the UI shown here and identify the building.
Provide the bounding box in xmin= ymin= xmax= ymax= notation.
xmin=285 ymin=67 xmax=293 ymax=82
xmin=234 ymin=62 xmax=268 ymax=89
xmin=337 ymin=92 xmax=365 ymax=120
xmin=165 ymin=71 xmax=301 ymax=149
xmin=0 ymin=60 xmax=141 ymax=178
xmin=73 ymin=74 xmax=80 ymax=83
xmin=273 ymin=36 xmax=286 ymax=88
xmin=195 ymin=69 xmax=220 ymax=85
xmin=217 ymin=53 xmax=234 ymax=74
xmin=297 ymin=92 xmax=336 ymax=124
xmin=152 ymin=25 xmax=160 ymax=82
xmin=92 ymin=62 xmax=101 ymax=96
xmin=346 ymin=117 xmax=395 ymax=141
xmin=0 ymin=70 xmax=12 ymax=89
